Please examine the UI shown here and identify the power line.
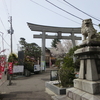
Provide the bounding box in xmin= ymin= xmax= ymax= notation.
xmin=1 ymin=0 xmax=11 ymax=33
xmin=45 ymin=0 xmax=83 ymax=20
xmin=46 ymin=0 xmax=99 ymax=27
xmin=63 ymin=0 xmax=100 ymax=22
xmin=29 ymin=0 xmax=81 ymax=25
xmin=2 ymin=0 xmax=10 ymax=17
xmin=0 ymin=17 xmax=7 ymax=32
xmin=0 ymin=33 xmax=10 ymax=47
xmin=0 ymin=32 xmax=4 ymax=53
xmin=57 ymin=0 xmax=70 ymax=7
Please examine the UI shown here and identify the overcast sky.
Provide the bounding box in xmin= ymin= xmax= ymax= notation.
xmin=0 ymin=0 xmax=100 ymax=56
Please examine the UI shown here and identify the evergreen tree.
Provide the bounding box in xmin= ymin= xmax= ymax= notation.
xmin=19 ymin=37 xmax=41 ymax=61
xmin=51 ymin=38 xmax=61 ymax=48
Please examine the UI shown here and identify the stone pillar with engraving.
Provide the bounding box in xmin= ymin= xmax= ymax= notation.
xmin=66 ymin=19 xmax=100 ymax=100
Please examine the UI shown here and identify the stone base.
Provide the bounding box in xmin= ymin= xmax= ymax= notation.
xmin=74 ymin=79 xmax=100 ymax=94
xmin=45 ymin=81 xmax=66 ymax=95
xmin=66 ymin=87 xmax=100 ymax=100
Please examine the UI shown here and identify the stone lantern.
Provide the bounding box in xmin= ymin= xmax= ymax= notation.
xmin=66 ymin=19 xmax=100 ymax=100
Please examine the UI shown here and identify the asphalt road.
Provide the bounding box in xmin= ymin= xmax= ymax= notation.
xmin=0 ymin=69 xmax=54 ymax=100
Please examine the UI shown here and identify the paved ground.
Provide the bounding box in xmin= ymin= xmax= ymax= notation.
xmin=0 ymin=68 xmax=56 ymax=100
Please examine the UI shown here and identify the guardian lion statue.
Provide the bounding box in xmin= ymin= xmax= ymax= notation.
xmin=81 ymin=19 xmax=97 ymax=41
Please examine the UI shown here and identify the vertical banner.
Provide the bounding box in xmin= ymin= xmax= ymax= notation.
xmin=0 ymin=66 xmax=2 ymax=79
xmin=0 ymin=60 xmax=2 ymax=79
xmin=41 ymin=61 xmax=45 ymax=70
xmin=8 ymin=62 xmax=13 ymax=74
xmin=0 ymin=57 xmax=6 ymax=72
xmin=0 ymin=56 xmax=6 ymax=79
xmin=0 ymin=73 xmax=2 ymax=79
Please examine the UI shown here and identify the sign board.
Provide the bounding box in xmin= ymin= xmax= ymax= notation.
xmin=50 ymin=70 xmax=58 ymax=81
xmin=34 ymin=65 xmax=40 ymax=72
xmin=13 ymin=65 xmax=24 ymax=73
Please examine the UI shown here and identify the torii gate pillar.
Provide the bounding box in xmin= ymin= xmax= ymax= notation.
xmin=71 ymin=32 xmax=76 ymax=47
xmin=41 ymin=31 xmax=46 ymax=71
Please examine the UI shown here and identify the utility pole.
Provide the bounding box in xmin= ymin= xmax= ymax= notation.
xmin=9 ymin=16 xmax=13 ymax=53
xmin=8 ymin=16 xmax=14 ymax=85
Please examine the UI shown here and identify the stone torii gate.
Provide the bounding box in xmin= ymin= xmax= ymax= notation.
xmin=27 ymin=23 xmax=81 ymax=70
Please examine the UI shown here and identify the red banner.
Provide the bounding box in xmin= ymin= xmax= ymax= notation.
xmin=0 ymin=56 xmax=6 ymax=79
xmin=8 ymin=62 xmax=13 ymax=74
xmin=0 ymin=57 xmax=6 ymax=72
xmin=0 ymin=73 xmax=2 ymax=79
